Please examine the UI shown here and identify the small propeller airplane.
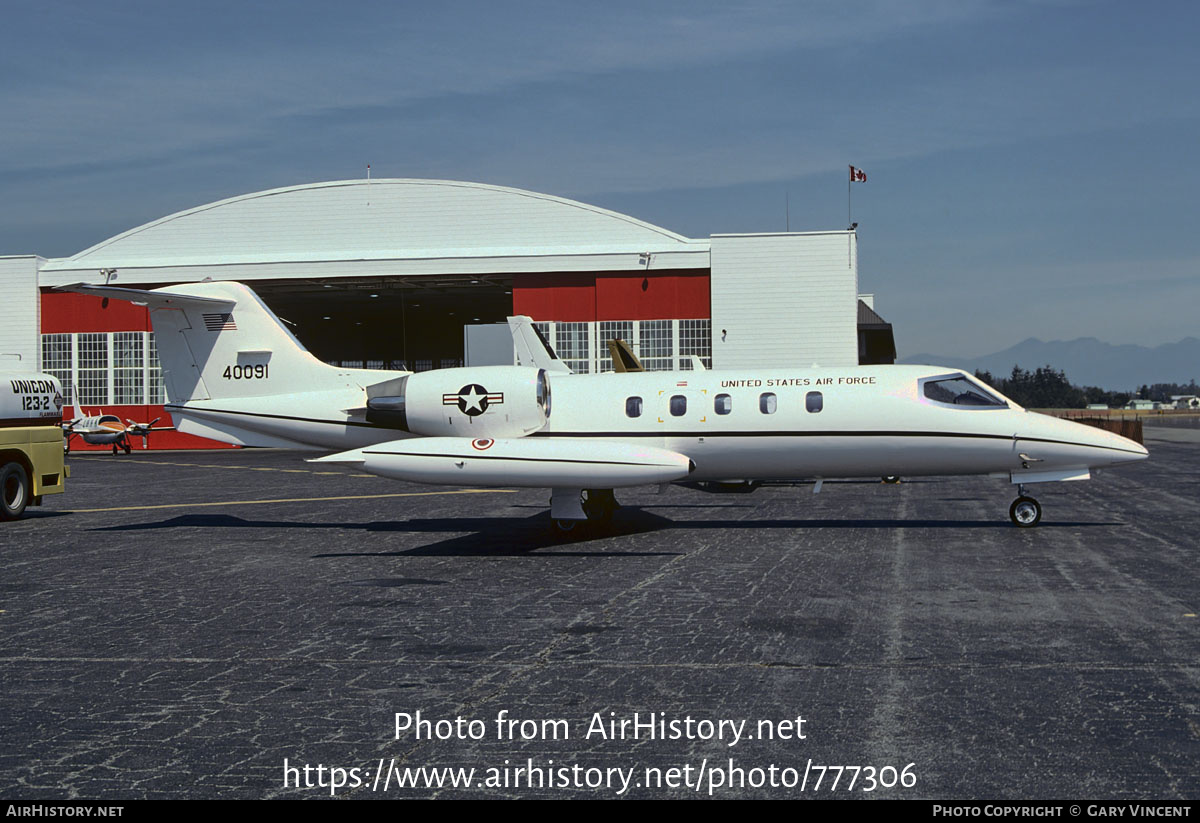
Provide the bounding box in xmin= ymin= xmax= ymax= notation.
xmin=62 ymin=391 xmax=174 ymax=454
xmin=56 ymin=280 xmax=1148 ymax=528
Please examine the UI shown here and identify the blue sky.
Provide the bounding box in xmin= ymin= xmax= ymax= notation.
xmin=2 ymin=0 xmax=1197 ymax=356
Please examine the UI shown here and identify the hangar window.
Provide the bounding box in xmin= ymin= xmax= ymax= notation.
xmin=679 ymin=319 xmax=713 ymax=370
xmin=41 ymin=334 xmax=73 ymax=405
xmin=626 ymin=396 xmax=643 ymax=418
xmin=42 ymin=331 xmax=164 ymax=406
xmin=556 ymin=322 xmax=591 ymax=374
xmin=599 ymin=321 xmax=634 ymax=373
xmin=639 ymin=320 xmax=673 ymax=371
xmin=113 ymin=332 xmax=145 ymax=405
xmin=670 ymin=395 xmax=687 ymax=416
xmin=759 ymin=393 xmax=777 ymax=414
xmin=76 ymin=333 xmax=109 ymax=406
xmin=922 ymin=374 xmax=1007 ymax=408
xmin=714 ymin=394 xmax=732 ymax=415
xmin=806 ymin=391 xmax=823 ymax=413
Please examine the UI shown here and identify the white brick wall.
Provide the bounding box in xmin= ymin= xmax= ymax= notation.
xmin=0 ymin=256 xmax=43 ymax=369
xmin=710 ymin=232 xmax=859 ymax=369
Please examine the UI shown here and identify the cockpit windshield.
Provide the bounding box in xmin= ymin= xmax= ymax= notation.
xmin=921 ymin=374 xmax=1007 ymax=408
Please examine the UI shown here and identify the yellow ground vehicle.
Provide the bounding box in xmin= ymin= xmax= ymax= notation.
xmin=1 ymin=371 xmax=67 ymax=520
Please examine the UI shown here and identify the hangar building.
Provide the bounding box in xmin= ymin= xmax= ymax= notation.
xmin=0 ymin=179 xmax=894 ymax=449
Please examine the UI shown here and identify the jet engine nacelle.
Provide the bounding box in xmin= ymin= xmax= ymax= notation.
xmin=366 ymin=366 xmax=550 ymax=438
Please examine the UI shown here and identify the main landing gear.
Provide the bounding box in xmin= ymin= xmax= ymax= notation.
xmin=1008 ymin=485 xmax=1042 ymax=528
xmin=552 ymin=489 xmax=619 ymax=533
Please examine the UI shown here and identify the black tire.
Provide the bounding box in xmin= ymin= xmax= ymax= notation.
xmin=882 ymin=475 xmax=901 ymax=484
xmin=1009 ymin=496 xmax=1042 ymax=528
xmin=123 ymin=441 xmax=131 ymax=455
xmin=582 ymin=489 xmax=618 ymax=522
xmin=553 ymin=519 xmax=578 ymax=533
xmin=1 ymin=462 xmax=30 ymax=521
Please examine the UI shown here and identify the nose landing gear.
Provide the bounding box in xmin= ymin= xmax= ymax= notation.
xmin=1009 ymin=485 xmax=1042 ymax=528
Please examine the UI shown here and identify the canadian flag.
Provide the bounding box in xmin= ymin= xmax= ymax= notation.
xmin=849 ymin=165 xmax=867 ymax=182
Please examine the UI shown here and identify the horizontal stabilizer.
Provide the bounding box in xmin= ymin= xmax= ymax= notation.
xmin=606 ymin=338 xmax=644 ymax=373
xmin=55 ymin=283 xmax=235 ymax=310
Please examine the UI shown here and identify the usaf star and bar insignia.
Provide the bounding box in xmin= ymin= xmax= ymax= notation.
xmin=442 ymin=384 xmax=505 ymax=417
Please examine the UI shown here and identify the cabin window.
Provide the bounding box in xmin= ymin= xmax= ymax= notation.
xmin=922 ymin=375 xmax=1006 ymax=407
xmin=670 ymin=395 xmax=687 ymax=416
xmin=759 ymin=392 xmax=777 ymax=414
xmin=806 ymin=391 xmax=823 ymax=413
xmin=626 ymin=396 xmax=643 ymax=418
xmin=714 ymin=393 xmax=732 ymax=415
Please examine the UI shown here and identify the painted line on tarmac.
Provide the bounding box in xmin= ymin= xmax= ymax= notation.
xmin=61 ymin=488 xmax=517 ymax=514
xmin=0 ymin=655 xmax=1195 ymax=673
xmin=69 ymin=456 xmax=365 ymax=476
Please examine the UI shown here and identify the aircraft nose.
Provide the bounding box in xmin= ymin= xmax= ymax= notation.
xmin=1091 ymin=422 xmax=1148 ymax=461
xmin=1058 ymin=416 xmax=1149 ymax=465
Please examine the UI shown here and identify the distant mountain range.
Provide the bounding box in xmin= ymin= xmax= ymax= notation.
xmin=900 ymin=337 xmax=1200 ymax=391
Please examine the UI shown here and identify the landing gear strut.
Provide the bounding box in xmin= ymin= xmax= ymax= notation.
xmin=1009 ymin=484 xmax=1042 ymax=528
xmin=552 ymin=488 xmax=619 ymax=533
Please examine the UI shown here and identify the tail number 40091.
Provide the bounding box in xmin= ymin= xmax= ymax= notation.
xmin=222 ymin=365 xmax=269 ymax=380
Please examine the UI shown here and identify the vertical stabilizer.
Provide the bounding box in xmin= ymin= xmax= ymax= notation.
xmin=55 ymin=281 xmax=359 ymax=402
xmin=508 ymin=315 xmax=572 ymax=374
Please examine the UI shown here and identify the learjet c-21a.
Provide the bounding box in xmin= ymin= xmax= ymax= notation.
xmin=58 ymin=281 xmax=1148 ymax=529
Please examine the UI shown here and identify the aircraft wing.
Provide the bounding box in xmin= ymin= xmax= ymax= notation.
xmin=313 ymin=436 xmax=694 ymax=488
xmin=67 ymin=423 xmax=113 ymax=435
xmin=508 ymin=316 xmax=572 ymax=373
xmin=55 ymin=283 xmax=236 ymax=310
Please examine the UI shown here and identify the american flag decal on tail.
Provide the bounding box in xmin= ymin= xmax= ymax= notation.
xmin=203 ymin=313 xmax=237 ymax=331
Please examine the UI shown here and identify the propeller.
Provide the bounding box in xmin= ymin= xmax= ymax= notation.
xmin=125 ymin=417 xmax=163 ymax=449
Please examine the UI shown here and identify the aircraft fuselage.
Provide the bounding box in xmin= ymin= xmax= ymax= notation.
xmin=168 ymin=365 xmax=1146 ymax=483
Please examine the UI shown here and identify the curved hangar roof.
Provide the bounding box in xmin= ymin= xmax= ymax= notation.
xmin=41 ymin=179 xmax=707 ymax=281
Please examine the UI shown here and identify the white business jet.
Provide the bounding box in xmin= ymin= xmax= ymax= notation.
xmin=57 ymin=281 xmax=1147 ymax=529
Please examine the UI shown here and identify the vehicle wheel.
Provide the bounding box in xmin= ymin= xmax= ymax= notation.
xmin=582 ymin=489 xmax=617 ymax=522
xmin=1009 ymin=496 xmax=1042 ymax=528
xmin=553 ymin=519 xmax=578 ymax=533
xmin=0 ymin=462 xmax=30 ymax=521
xmin=882 ymin=475 xmax=901 ymax=484
xmin=111 ymin=444 xmax=118 ymax=455
xmin=123 ymin=442 xmax=131 ymax=455
xmin=719 ymin=480 xmax=762 ymax=493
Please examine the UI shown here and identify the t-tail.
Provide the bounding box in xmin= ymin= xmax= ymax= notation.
xmin=55 ymin=281 xmax=404 ymax=448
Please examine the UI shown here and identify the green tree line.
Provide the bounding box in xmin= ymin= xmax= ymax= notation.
xmin=973 ymin=367 xmax=1200 ymax=409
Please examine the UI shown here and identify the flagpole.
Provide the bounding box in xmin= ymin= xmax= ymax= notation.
xmin=848 ymin=171 xmax=852 ymax=227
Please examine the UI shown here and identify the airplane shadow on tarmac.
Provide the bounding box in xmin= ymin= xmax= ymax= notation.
xmin=88 ymin=508 xmax=683 ymax=557
xmin=87 ymin=502 xmax=1124 ymax=556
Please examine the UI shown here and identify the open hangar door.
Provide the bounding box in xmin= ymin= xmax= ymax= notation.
xmin=251 ymin=276 xmax=514 ymax=371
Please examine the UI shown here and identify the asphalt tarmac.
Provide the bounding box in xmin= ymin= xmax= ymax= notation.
xmin=1 ymin=433 xmax=1196 ymax=799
